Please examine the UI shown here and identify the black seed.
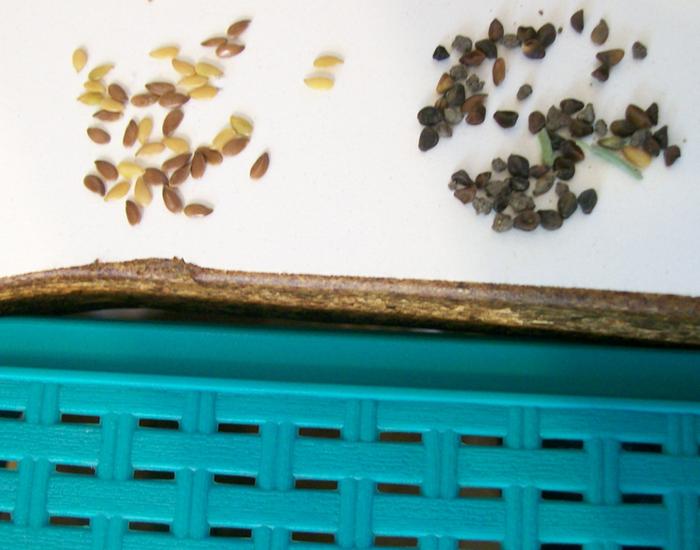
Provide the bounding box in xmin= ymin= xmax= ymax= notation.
xmin=517 ymin=84 xmax=533 ymax=101
xmin=522 ymin=39 xmax=546 ymax=59
xmin=596 ymin=49 xmax=625 ymax=67
xmin=491 ymin=158 xmax=507 ymax=173
xmin=476 ymin=172 xmax=492 ymax=189
xmin=494 ymin=110 xmax=519 ymax=128
xmin=626 ymin=104 xmax=652 ymax=129
xmin=539 ymin=209 xmax=564 ymax=230
xmin=489 ymin=19 xmax=505 ymax=42
xmin=591 ymin=65 xmax=610 ymax=82
xmin=560 ymin=98 xmax=585 ymax=115
xmin=577 ymin=103 xmax=596 ymax=124
xmin=454 ymin=184 xmax=477 ymax=204
xmin=643 ymin=135 xmax=661 ymax=157
xmin=555 ymin=182 xmax=569 ymax=197
xmin=508 ymin=177 xmax=530 ymax=192
xmin=591 ymin=19 xmax=609 ymax=45
xmin=492 ymin=213 xmax=514 ymax=233
xmin=594 ymin=119 xmax=608 ymax=137
xmin=466 ymin=104 xmax=486 ymax=125
xmin=570 ymin=9 xmax=584 ymax=33
xmin=558 ymin=191 xmax=578 ymax=219
xmin=452 ymin=35 xmax=473 ymax=54
xmin=444 ymin=107 xmax=464 ymax=125
xmin=529 ymin=164 xmax=549 ymax=179
xmin=664 ymin=145 xmax=681 ymax=166
xmin=529 ymin=111 xmax=546 ymax=134
xmin=632 ymin=41 xmax=648 ymax=60
xmin=508 ymin=154 xmax=530 ymax=178
xmin=419 ymin=127 xmax=439 ymax=151
xmin=475 ymin=39 xmax=498 ymax=59
xmin=646 ymin=103 xmax=659 ymax=126
xmin=517 ymin=26 xmax=537 ymax=43
xmin=450 ymin=64 xmax=469 ymax=80
xmin=610 ymin=119 xmax=636 ymax=137
xmin=493 ymin=192 xmax=511 ymax=213
xmin=460 ymin=49 xmax=486 ymax=67
xmin=577 ymin=189 xmax=598 ymax=214
xmin=514 ymin=211 xmax=541 ymax=231
xmin=629 ymin=129 xmax=651 ymax=148
xmin=417 ymin=106 xmax=443 ymax=126
xmin=436 ymin=121 xmax=453 ymax=138
xmin=546 ymin=106 xmax=567 ymax=131
xmin=554 ymin=157 xmax=575 ymax=180
xmin=561 ymin=140 xmax=585 ymax=162
xmin=452 ymin=170 xmax=472 ymax=186
xmin=472 ymin=197 xmax=494 ymax=215
xmin=485 ymin=179 xmax=509 ymax=197
xmin=548 ymin=130 xmax=564 ymax=151
xmin=569 ymin=119 xmax=594 ymax=138
xmin=502 ymin=34 xmax=521 ymax=49
xmin=537 ymin=23 xmax=557 ymax=48
xmin=533 ymin=174 xmax=555 ymax=196
xmin=653 ymin=126 xmax=669 ymax=149
xmin=433 ymin=45 xmax=450 ymax=61
xmin=509 ymin=192 xmax=535 ymax=212
xmin=445 ymin=84 xmax=466 ymax=107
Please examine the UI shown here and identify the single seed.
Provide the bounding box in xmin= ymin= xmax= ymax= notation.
xmin=465 ymin=74 xmax=483 ymax=93
xmin=213 ymin=128 xmax=238 ymax=151
xmin=489 ymin=19 xmax=504 ymax=42
xmin=653 ymin=126 xmax=669 ymax=149
xmin=87 ymin=127 xmax=110 ymax=144
xmin=449 ymin=64 xmax=469 ymax=80
xmin=159 ymin=92 xmax=190 ymax=109
xmin=622 ymin=146 xmax=652 ymax=169
xmin=591 ymin=64 xmax=610 ymax=82
xmin=517 ymin=84 xmax=533 ymax=101
xmin=460 ymin=49 xmax=486 ymax=67
xmin=88 ymin=64 xmax=114 ymax=81
xmin=591 ymin=19 xmax=609 ymax=45
xmin=537 ymin=23 xmax=557 ymax=48
xmin=502 ymin=34 xmax=520 ymax=48
xmin=528 ymin=111 xmax=546 ymax=134
xmin=539 ymin=210 xmax=563 ymax=231
xmin=179 ymin=74 xmax=209 ymax=89
xmin=223 ymin=136 xmax=250 ymax=157
xmin=418 ymin=107 xmax=442 ymax=126
xmin=454 ymin=185 xmax=477 ymax=204
xmin=492 ymin=213 xmax=514 ymax=233
xmin=184 ymin=204 xmax=213 ymax=218
xmin=597 ymin=49 xmax=625 ymax=67
xmin=632 ymin=41 xmax=648 ymax=60
xmin=558 ymin=191 xmax=578 ymax=219
xmin=475 ymin=39 xmax=497 ymax=59
xmin=117 ymin=161 xmax=145 ymax=180
xmin=95 ymin=160 xmax=118 ymax=181
xmin=304 ymin=75 xmax=334 ymax=90
xmin=217 ymin=42 xmax=245 ymax=58
xmin=452 ymin=170 xmax=473 ymax=186
xmin=561 ymin=140 xmax=585 ymax=162
xmin=84 ymin=81 xmax=105 ymax=94
xmin=104 ymin=181 xmax=130 ymax=202
xmin=509 ymin=176 xmax=530 ymax=192
xmin=466 ymin=104 xmax=486 ymax=125
xmin=560 ymin=98 xmax=584 ymax=115
xmin=630 ymin=129 xmax=651 ymax=149
xmin=554 ymin=157 xmax=576 ymax=180
xmin=189 ymin=85 xmax=219 ymax=100
xmin=200 ymin=147 xmax=224 ymax=165
xmin=473 ymin=197 xmax=494 ymax=215
xmin=146 ymin=81 xmax=175 ymax=96
xmin=452 ymin=35 xmax=473 ymax=53
xmin=577 ymin=103 xmax=596 ymax=124
xmin=136 ymin=142 xmax=166 ymax=157
xmin=190 ymin=151 xmax=207 ymax=179
xmin=172 ymin=58 xmax=195 ymax=76
xmin=664 ymin=145 xmax=681 ymax=166
xmin=201 ymin=37 xmax=228 ymax=48
xmin=131 ymin=93 xmax=159 ymax=107
xmin=492 ymin=158 xmax=507 ymax=173
xmin=522 ymin=39 xmax=545 ymax=59
xmin=571 ymin=9 xmax=584 ymax=33
xmin=492 ymin=58 xmax=506 ymax=86
xmin=150 ymin=46 xmax=179 ymax=59
xmin=227 ymin=19 xmax=251 ymax=36
xmin=125 ymin=200 xmax=142 ymax=226
xmin=83 ymin=175 xmax=105 ymax=196
xmin=419 ymin=127 xmax=440 ymax=150
xmin=625 ymin=104 xmax=652 ymax=129
xmin=162 ymin=153 xmax=192 ymax=173
xmin=594 ymin=119 xmax=608 ymax=137
xmin=533 ymin=174 xmax=555 ymax=196
xmin=643 ymin=134 xmax=661 ymax=157
xmin=646 ymin=103 xmax=659 ymax=126
xmin=508 ymin=154 xmax=530 ymax=178
xmin=134 ymin=177 xmax=152 ymax=207
xmin=569 ymin=120 xmax=594 ymax=138
xmin=94 ymin=110 xmax=122 ymax=122
xmin=73 ymin=48 xmax=88 ymax=73
xmin=517 ymin=26 xmax=537 ymax=43
xmin=137 ymin=117 xmax=153 ymax=145
xmin=143 ymin=167 xmax=169 ymax=186
xmin=577 ymin=189 xmax=598 ymax=214
xmin=444 ymin=107 xmax=463 ymax=125
xmin=433 ymin=45 xmax=450 ymax=61
xmin=250 ymin=152 xmax=270 ymax=179
xmin=510 ymin=192 xmax=535 ymax=213
xmin=610 ymin=119 xmax=636 ymax=137
xmin=514 ymin=211 xmax=541 ymax=231
xmin=100 ymin=98 xmax=124 ymax=113
xmin=461 ymin=93 xmax=487 ymax=114
xmin=108 ymin=83 xmax=128 ymax=104
xmin=123 ymin=119 xmax=138 ymax=148
xmin=436 ymin=73 xmax=454 ymax=94
xmin=78 ymin=92 xmax=104 ymax=106
xmin=169 ymin=164 xmax=191 ymax=187
xmin=163 ymin=109 xmax=184 ymax=137
xmin=162 ymin=137 xmax=190 ymax=155
xmin=435 ymin=96 xmax=449 ymax=110
xmin=598 ymin=136 xmax=626 ymax=150
xmin=529 ymin=165 xmax=549 ymax=178
xmin=486 ymin=179 xmax=508 ymax=197
xmin=445 ymin=84 xmax=466 ymax=108
xmin=493 ymin=111 xmax=519 ymax=129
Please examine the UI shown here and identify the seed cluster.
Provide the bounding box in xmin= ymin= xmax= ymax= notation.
xmin=75 ymin=19 xmax=270 ymax=226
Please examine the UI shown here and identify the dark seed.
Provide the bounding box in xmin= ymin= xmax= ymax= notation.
xmin=83 ymin=175 xmax=105 ymax=196
xmin=577 ymin=189 xmax=598 ymax=214
xmin=533 ymin=174 xmax=555 ymax=196
xmin=418 ymin=106 xmax=443 ymax=126
xmin=460 ymin=50 xmax=486 ymax=67
xmin=508 ymin=177 xmax=530 ymax=192
xmin=548 ymin=130 xmax=564 ymax=151
xmin=643 ymin=135 xmax=661 ymax=157
xmin=546 ymin=106 xmax=566 ymax=132
xmin=492 ymin=158 xmax=507 ymax=173
xmin=577 ymin=103 xmax=596 ymax=124
xmin=529 ymin=111 xmax=546 ymax=134
xmin=465 ymin=74 xmax=485 ymax=93
xmin=514 ymin=211 xmax=540 ymax=231
xmin=489 ymin=19 xmax=505 ymax=42
xmin=517 ymin=84 xmax=533 ymax=101
xmin=475 ymin=172 xmax=492 ymax=189
xmin=537 ymin=23 xmax=557 ymax=48
xmin=591 ymin=19 xmax=609 ymax=45
xmin=507 ymin=154 xmax=530 ymax=178
xmin=452 ymin=170 xmax=473 ymax=186
xmin=664 ymin=145 xmax=681 ymax=166
xmin=554 ymin=157 xmax=576 ymax=181
xmin=466 ymin=104 xmax=486 ymax=125
xmin=509 ymin=192 xmax=535 ymax=212
xmin=492 ymin=213 xmax=514 ymax=233
xmin=626 ymin=104 xmax=652 ymax=129
xmin=632 ymin=41 xmax=648 ymax=60
xmin=493 ymin=192 xmax=511 ymax=213
xmin=560 ymin=98 xmax=585 ymax=115
xmin=561 ymin=140 xmax=585 ymax=162
xmin=436 ymin=122 xmax=453 ymax=138
xmin=539 ymin=210 xmax=564 ymax=230
xmin=653 ymin=126 xmax=669 ymax=149
xmin=493 ymin=110 xmax=519 ymax=128
xmin=486 ymin=179 xmax=509 ymax=197
xmin=419 ymin=127 xmax=439 ymax=151
xmin=630 ymin=129 xmax=651 ymax=149
xmin=646 ymin=103 xmax=659 ymax=126
xmin=433 ymin=45 xmax=450 ymax=61
xmin=570 ymin=119 xmax=594 ymax=138
xmin=529 ymin=165 xmax=549 ymax=179
xmin=591 ymin=65 xmax=610 ymax=82
xmin=475 ymin=39 xmax=498 ymax=59
xmin=610 ymin=119 xmax=636 ymax=137
xmin=570 ymin=9 xmax=584 ymax=33
xmin=594 ymin=119 xmax=608 ymax=137
xmin=452 ymin=35 xmax=472 ymax=54
xmin=597 ymin=49 xmax=625 ymax=66
xmin=517 ymin=26 xmax=537 ymax=43
xmin=454 ymin=185 xmax=477 ymax=204
xmin=522 ymin=39 xmax=546 ymax=59
xmin=444 ymin=107 xmax=464 ymax=125
xmin=558 ymin=191 xmax=578 ymax=219
xmin=450 ymin=64 xmax=469 ymax=80
xmin=555 ymin=182 xmax=569 ymax=197
xmin=461 ymin=93 xmax=488 ymax=114
xmin=502 ymin=34 xmax=521 ymax=49
xmin=446 ymin=84 xmax=466 ymax=107
xmin=472 ymin=197 xmax=494 ymax=215
xmin=493 ymin=58 xmax=506 ymax=86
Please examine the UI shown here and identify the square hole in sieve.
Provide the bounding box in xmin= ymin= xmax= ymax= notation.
xmin=461 ymin=435 xmax=503 ymax=447
xmin=128 ymin=521 xmax=170 ymax=533
xmin=50 ymin=516 xmax=90 ymax=528
xmin=298 ymin=427 xmax=341 ymax=439
xmin=374 ymin=536 xmax=419 ymax=548
xmin=60 ymin=413 xmax=100 ymax=425
xmin=541 ymin=490 xmax=584 ymax=502
xmin=0 ymin=460 xmax=18 ymax=471
xmin=295 ymin=479 xmax=339 ymax=491
xmin=379 ymin=432 xmax=423 ymax=444
xmin=133 ymin=469 xmax=175 ymax=481
xmin=0 ymin=511 xmax=11 ymax=522
xmin=292 ymin=532 xmax=336 ymax=544
xmin=0 ymin=410 xmax=24 ymax=420
xmin=542 ymin=439 xmax=584 ymax=450
xmin=217 ymin=423 xmax=260 ymax=435
xmin=622 ymin=493 xmax=664 ymax=504
xmin=459 ymin=542 xmax=502 ymax=550
xmin=210 ymin=527 xmax=253 ymax=539
xmin=459 ymin=487 xmax=503 ymax=499
xmin=541 ymin=545 xmax=583 ymax=550
xmin=377 ymin=483 xmax=421 ymax=496
xmin=621 ymin=442 xmax=663 ymax=454
xmin=55 ymin=464 xmax=96 ymax=476
xmin=213 ymin=474 xmax=256 ymax=487
xmin=138 ymin=418 xmax=180 ymax=430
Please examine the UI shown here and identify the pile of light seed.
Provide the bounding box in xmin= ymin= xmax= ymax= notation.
xmin=418 ymin=9 xmax=683 ymax=233
xmin=304 ymin=55 xmax=344 ymax=91
xmin=76 ymin=19 xmax=270 ymax=226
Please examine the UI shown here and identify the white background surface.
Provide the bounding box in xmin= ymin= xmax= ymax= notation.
xmin=0 ymin=0 xmax=698 ymax=295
